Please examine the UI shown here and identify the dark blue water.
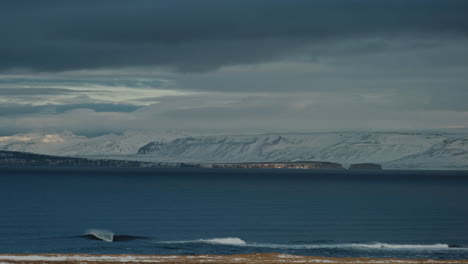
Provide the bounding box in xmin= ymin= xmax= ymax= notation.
xmin=1 ymin=168 xmax=468 ymax=259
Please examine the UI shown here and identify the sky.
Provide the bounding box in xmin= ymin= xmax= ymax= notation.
xmin=1 ymin=0 xmax=467 ymax=136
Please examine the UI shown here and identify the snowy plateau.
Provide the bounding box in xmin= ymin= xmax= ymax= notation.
xmin=0 ymin=130 xmax=467 ymax=170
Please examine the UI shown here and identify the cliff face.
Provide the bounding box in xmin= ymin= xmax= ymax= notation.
xmin=0 ymin=150 xmax=345 ymax=170
xmin=137 ymin=142 xmax=166 ymax=154
xmin=0 ymin=150 xmax=159 ymax=168
xmin=205 ymin=161 xmax=344 ymax=170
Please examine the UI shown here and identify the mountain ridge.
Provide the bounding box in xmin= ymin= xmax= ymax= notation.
xmin=1 ymin=130 xmax=467 ymax=169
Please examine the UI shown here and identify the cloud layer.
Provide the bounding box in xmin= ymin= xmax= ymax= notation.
xmin=1 ymin=1 xmax=467 ymax=135
xmin=1 ymin=0 xmax=467 ymax=72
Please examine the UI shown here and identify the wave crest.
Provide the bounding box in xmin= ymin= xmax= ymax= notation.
xmin=350 ymin=243 xmax=450 ymax=250
xmin=249 ymin=242 xmax=453 ymax=250
xmin=84 ymin=229 xmax=114 ymax=242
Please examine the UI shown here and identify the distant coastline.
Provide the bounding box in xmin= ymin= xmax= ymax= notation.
xmin=2 ymin=131 xmax=467 ymax=170
xmin=0 ymin=150 xmax=383 ymax=170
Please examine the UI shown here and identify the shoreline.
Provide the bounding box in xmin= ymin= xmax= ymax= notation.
xmin=1 ymin=253 xmax=467 ymax=264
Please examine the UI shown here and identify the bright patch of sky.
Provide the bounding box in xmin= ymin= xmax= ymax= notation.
xmin=0 ymin=76 xmax=200 ymax=106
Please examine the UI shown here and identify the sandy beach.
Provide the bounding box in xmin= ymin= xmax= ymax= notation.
xmin=1 ymin=253 xmax=467 ymax=264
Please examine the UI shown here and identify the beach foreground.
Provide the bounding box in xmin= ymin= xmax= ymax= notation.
xmin=1 ymin=253 xmax=467 ymax=264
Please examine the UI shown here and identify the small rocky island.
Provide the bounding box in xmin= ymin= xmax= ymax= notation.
xmin=349 ymin=163 xmax=383 ymax=170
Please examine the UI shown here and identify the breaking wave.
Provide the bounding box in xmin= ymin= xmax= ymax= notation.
xmin=80 ymin=229 xmax=149 ymax=242
xmin=247 ymin=242 xmax=462 ymax=250
xmin=350 ymin=243 xmax=452 ymax=250
xmin=198 ymin=238 xmax=247 ymax=245
xmin=83 ymin=229 xmax=114 ymax=242
xmin=157 ymin=237 xmax=247 ymax=246
xmin=157 ymin=238 xmax=464 ymax=250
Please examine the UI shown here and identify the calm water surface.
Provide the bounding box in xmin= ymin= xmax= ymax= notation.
xmin=1 ymin=168 xmax=467 ymax=259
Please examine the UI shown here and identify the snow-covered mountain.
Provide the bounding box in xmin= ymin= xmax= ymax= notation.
xmin=385 ymin=137 xmax=468 ymax=169
xmin=1 ymin=130 xmax=467 ymax=169
xmin=135 ymin=132 xmax=468 ymax=169
xmin=0 ymin=131 xmax=85 ymax=155
xmin=0 ymin=130 xmax=178 ymax=156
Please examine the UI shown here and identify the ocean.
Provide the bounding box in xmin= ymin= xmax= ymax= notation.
xmin=1 ymin=168 xmax=468 ymax=260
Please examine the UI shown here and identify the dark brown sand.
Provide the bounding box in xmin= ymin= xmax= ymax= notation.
xmin=1 ymin=253 xmax=467 ymax=264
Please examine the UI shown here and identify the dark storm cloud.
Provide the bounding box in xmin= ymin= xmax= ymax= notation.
xmin=1 ymin=0 xmax=467 ymax=72
xmin=0 ymin=78 xmax=168 ymax=89
xmin=0 ymin=88 xmax=96 ymax=96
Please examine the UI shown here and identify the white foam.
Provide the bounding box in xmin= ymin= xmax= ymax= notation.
xmin=276 ymin=255 xmax=336 ymax=263
xmin=350 ymin=243 xmax=450 ymax=250
xmin=158 ymin=237 xmax=247 ymax=246
xmin=277 ymin=254 xmax=302 ymax=258
xmin=232 ymin=242 xmax=457 ymax=251
xmin=0 ymin=255 xmax=464 ymax=264
xmin=85 ymin=229 xmax=114 ymax=242
xmin=157 ymin=238 xmax=464 ymax=252
xmin=198 ymin=238 xmax=247 ymax=245
xmin=231 ymin=258 xmax=248 ymax=261
xmin=0 ymin=255 xmax=124 ymax=262
xmin=0 ymin=255 xmax=180 ymax=262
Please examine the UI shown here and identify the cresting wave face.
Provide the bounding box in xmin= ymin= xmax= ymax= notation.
xmin=80 ymin=229 xmax=149 ymax=242
xmin=84 ymin=229 xmax=114 ymax=242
